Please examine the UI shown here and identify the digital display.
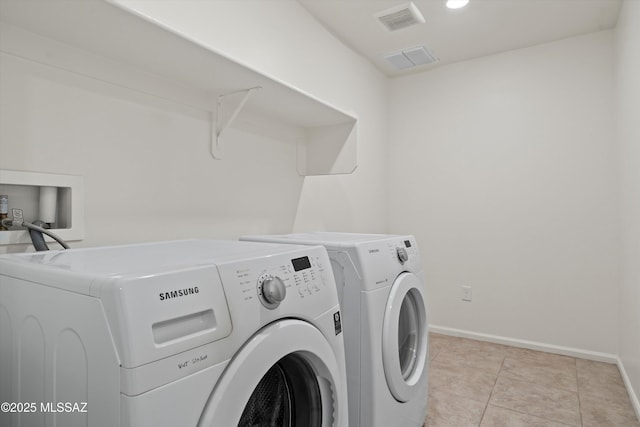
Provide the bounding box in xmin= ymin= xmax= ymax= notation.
xmin=291 ymin=256 xmax=311 ymax=272
xmin=404 ymin=240 xmax=412 ymax=248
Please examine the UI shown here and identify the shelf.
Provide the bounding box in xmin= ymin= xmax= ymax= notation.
xmin=0 ymin=0 xmax=357 ymax=175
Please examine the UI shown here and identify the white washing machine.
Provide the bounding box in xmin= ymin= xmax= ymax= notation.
xmin=0 ymin=239 xmax=348 ymax=427
xmin=241 ymin=233 xmax=429 ymax=427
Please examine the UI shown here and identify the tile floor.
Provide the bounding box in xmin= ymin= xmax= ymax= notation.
xmin=425 ymin=333 xmax=640 ymax=427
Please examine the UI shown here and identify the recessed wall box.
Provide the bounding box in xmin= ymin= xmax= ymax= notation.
xmin=0 ymin=170 xmax=84 ymax=246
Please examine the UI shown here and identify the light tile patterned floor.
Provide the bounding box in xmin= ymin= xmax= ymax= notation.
xmin=425 ymin=333 xmax=640 ymax=427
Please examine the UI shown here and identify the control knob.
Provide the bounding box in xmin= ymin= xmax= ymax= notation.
xmin=258 ymin=274 xmax=286 ymax=309
xmin=396 ymin=247 xmax=409 ymax=264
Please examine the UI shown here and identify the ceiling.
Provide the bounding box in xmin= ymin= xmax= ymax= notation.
xmin=299 ymin=0 xmax=622 ymax=77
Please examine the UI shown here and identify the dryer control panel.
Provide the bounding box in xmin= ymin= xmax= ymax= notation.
xmin=390 ymin=238 xmax=418 ymax=265
xmin=351 ymin=236 xmax=423 ymax=292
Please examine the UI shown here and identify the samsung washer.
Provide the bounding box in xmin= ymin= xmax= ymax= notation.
xmin=0 ymin=239 xmax=348 ymax=426
xmin=241 ymin=233 xmax=429 ymax=427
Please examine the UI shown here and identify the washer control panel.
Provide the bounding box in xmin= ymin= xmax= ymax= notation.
xmin=223 ymin=250 xmax=332 ymax=311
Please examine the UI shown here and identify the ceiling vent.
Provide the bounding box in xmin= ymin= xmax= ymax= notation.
xmin=384 ymin=46 xmax=439 ymax=70
xmin=374 ymin=2 xmax=425 ymax=32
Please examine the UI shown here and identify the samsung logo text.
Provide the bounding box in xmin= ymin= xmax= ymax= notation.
xmin=159 ymin=286 xmax=199 ymax=301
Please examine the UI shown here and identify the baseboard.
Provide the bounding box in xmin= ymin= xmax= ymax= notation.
xmin=429 ymin=324 xmax=618 ymax=363
xmin=617 ymin=357 xmax=640 ymax=421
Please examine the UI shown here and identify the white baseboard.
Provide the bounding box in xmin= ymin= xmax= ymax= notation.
xmin=617 ymin=357 xmax=640 ymax=421
xmin=429 ymin=324 xmax=617 ymax=363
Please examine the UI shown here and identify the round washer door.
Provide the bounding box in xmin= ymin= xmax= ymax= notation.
xmin=382 ymin=272 xmax=428 ymax=403
xmin=198 ymin=319 xmax=346 ymax=427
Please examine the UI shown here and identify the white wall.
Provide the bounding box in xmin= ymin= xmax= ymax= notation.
xmin=616 ymin=0 xmax=640 ymax=407
xmin=389 ymin=31 xmax=619 ymax=354
xmin=0 ymin=0 xmax=389 ymax=253
xmin=111 ymin=0 xmax=391 ymax=232
xmin=1 ymin=0 xmax=628 ymax=363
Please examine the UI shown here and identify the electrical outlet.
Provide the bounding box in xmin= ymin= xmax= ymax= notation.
xmin=461 ymin=285 xmax=472 ymax=302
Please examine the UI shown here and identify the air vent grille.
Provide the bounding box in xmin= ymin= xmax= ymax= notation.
xmin=384 ymin=46 xmax=439 ymax=71
xmin=375 ymin=2 xmax=425 ymax=32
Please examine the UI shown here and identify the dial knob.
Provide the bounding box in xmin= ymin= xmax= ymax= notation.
xmin=258 ymin=275 xmax=286 ymax=309
xmin=397 ymin=247 xmax=409 ymax=264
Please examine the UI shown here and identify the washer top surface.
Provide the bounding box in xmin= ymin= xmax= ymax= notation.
xmin=0 ymin=239 xmax=313 ymax=278
xmin=243 ymin=232 xmax=412 ymax=248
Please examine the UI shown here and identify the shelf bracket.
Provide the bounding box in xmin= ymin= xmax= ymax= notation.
xmin=211 ymin=86 xmax=262 ymax=159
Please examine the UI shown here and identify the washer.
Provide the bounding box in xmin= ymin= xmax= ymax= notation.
xmin=0 ymin=239 xmax=348 ymax=427
xmin=241 ymin=233 xmax=429 ymax=427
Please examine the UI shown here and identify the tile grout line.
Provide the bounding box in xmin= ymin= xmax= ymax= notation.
xmin=482 ymin=352 xmax=583 ymax=427
xmin=575 ymin=357 xmax=584 ymax=427
xmin=487 ymin=403 xmax=577 ymax=427
xmin=424 ymin=334 xmax=449 ymax=426
xmin=496 ymin=358 xmax=583 ymax=395
xmin=476 ymin=354 xmax=506 ymax=426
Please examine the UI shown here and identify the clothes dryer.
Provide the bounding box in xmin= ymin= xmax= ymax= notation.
xmin=0 ymin=239 xmax=348 ymax=426
xmin=241 ymin=233 xmax=429 ymax=427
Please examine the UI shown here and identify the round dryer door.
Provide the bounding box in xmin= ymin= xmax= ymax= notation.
xmin=197 ymin=319 xmax=346 ymax=427
xmin=381 ymin=272 xmax=428 ymax=403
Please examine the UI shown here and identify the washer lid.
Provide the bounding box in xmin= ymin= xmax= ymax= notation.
xmin=382 ymin=272 xmax=429 ymax=402
xmin=197 ymin=319 xmax=347 ymax=426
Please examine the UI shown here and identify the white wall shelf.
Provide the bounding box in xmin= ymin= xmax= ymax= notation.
xmin=0 ymin=170 xmax=85 ymax=246
xmin=0 ymin=0 xmax=358 ymax=176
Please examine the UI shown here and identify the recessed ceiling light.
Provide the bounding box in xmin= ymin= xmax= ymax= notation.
xmin=446 ymin=0 xmax=469 ymax=9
